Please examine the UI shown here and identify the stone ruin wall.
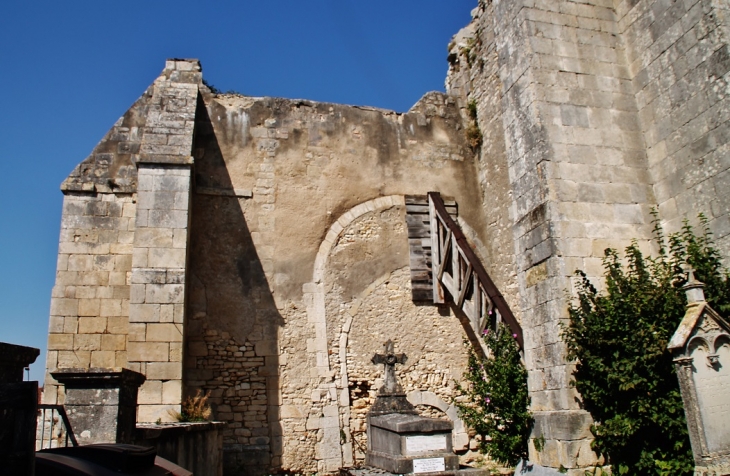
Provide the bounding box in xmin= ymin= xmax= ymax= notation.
xmin=186 ymin=88 xmax=496 ymax=473
xmin=43 ymin=88 xmax=149 ymax=405
xmin=42 ymin=1 xmax=730 ymax=474
xmin=321 ymin=205 xmax=475 ymax=463
xmin=43 ymin=57 xmax=508 ymax=475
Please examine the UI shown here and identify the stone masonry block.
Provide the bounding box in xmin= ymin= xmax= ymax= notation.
xmin=145 ymin=362 xmax=182 ymax=380
xmin=161 ymin=380 xmax=182 ymax=404
xmin=48 ymin=315 xmax=64 ymax=333
xmin=127 ymin=342 xmax=170 ymax=362
xmin=147 ymin=248 xmax=186 ymax=269
xmin=147 ymin=210 xmax=188 ymax=229
xmin=127 ymin=323 xmax=147 ymax=342
xmin=63 ymin=317 xmax=79 ymax=334
xmin=74 ymin=334 xmax=101 ymax=351
xmin=155 ymin=175 xmax=191 ymax=192
xmin=531 ymin=410 xmax=593 ymax=441
xmin=77 ymin=317 xmax=107 ymax=334
xmin=145 ymin=284 xmax=185 ymax=304
xmin=146 ymin=323 xmax=183 ymax=342
xmin=107 ymin=317 xmax=128 ymax=335
xmin=160 ymin=304 xmax=174 ymax=323
xmin=131 ymin=268 xmax=167 ymax=284
xmin=48 ymin=333 xmax=74 ymax=351
xmin=129 ymin=303 xmax=161 ymax=323
xmin=561 ymin=105 xmax=590 ymax=127
xmin=173 ymin=304 xmax=184 ymax=323
xmin=130 ymin=284 xmax=146 ymax=304
xmin=169 ymin=341 xmax=182 ymax=362
xmin=57 ymin=350 xmax=91 ymax=368
xmin=137 ymin=191 xmax=176 ymax=211
xmin=90 ymin=350 xmax=116 ymax=368
xmin=51 ymin=298 xmax=78 ymax=316
xmin=138 ymin=380 xmax=163 ymax=404
xmin=99 ymin=299 xmax=123 ymax=317
xmin=134 ymin=228 xmax=173 ymax=248
xmin=132 ymin=247 xmax=148 ymax=268
xmin=172 ymin=229 xmax=188 ymax=249
xmin=67 ymin=255 xmax=93 ymax=271
xmin=101 ymin=334 xmax=126 ymax=351
xmin=165 ymin=270 xmax=185 ymax=284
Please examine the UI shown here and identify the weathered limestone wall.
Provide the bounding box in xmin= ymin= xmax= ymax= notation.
xmin=44 ymin=192 xmax=134 ymax=406
xmin=446 ymin=0 xmax=730 ymax=473
xmin=182 ymin=88 xmax=491 ymax=474
xmin=43 ymin=80 xmax=149 ymax=403
xmin=447 ymin=0 xmax=655 ymax=472
xmin=321 ymin=203 xmax=473 ymax=464
xmin=616 ymin=0 xmax=730 ymax=252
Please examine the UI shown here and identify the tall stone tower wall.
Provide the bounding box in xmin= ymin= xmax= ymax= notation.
xmin=446 ymin=0 xmax=730 ymax=472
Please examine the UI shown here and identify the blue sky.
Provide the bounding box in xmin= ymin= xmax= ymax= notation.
xmin=0 ymin=0 xmax=475 ymax=382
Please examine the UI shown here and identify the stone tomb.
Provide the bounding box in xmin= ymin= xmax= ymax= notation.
xmin=52 ymin=368 xmax=146 ymax=445
xmin=669 ymin=272 xmax=730 ymax=475
xmin=366 ymin=341 xmax=459 ymax=474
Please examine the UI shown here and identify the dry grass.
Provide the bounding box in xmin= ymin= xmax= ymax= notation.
xmin=168 ymin=389 xmax=212 ymax=422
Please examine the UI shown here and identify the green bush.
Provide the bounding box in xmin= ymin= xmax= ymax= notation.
xmin=456 ymin=324 xmax=532 ymax=466
xmin=564 ymin=215 xmax=730 ymax=475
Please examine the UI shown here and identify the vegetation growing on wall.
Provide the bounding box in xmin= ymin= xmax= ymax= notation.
xmin=564 ymin=216 xmax=730 ymax=475
xmin=456 ymin=324 xmax=532 ymax=466
xmin=465 ymin=99 xmax=483 ymax=151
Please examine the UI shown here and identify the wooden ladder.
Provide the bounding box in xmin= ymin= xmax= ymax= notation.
xmin=405 ymin=192 xmax=523 ymax=351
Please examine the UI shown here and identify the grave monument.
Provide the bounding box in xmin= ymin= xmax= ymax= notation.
xmin=366 ymin=340 xmax=459 ymax=474
xmin=669 ymin=271 xmax=730 ymax=475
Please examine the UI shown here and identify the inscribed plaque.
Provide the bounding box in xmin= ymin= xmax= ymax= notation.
xmin=406 ymin=434 xmax=447 ymax=454
xmin=413 ymin=457 xmax=445 ymax=473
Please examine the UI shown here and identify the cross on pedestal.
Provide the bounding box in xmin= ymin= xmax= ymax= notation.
xmin=372 ymin=340 xmax=407 ymax=395
xmin=682 ymin=263 xmax=706 ymax=303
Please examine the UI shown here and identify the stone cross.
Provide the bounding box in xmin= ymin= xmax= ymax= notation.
xmin=372 ymin=340 xmax=407 ymax=394
xmin=683 ymin=264 xmax=706 ymax=303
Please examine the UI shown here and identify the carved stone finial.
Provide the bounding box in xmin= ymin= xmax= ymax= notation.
xmin=683 ymin=265 xmax=706 ymax=304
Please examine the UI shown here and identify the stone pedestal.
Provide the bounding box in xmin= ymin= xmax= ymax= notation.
xmin=52 ymin=367 xmax=145 ymax=445
xmin=366 ymin=413 xmax=458 ymax=474
xmin=0 ymin=342 xmax=40 ymax=476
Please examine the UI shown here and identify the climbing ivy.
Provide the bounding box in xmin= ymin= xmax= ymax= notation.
xmin=563 ymin=215 xmax=730 ymax=475
xmin=456 ymin=324 xmax=532 ymax=466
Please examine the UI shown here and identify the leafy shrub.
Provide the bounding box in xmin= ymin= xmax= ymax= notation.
xmin=456 ymin=324 xmax=532 ymax=466
xmin=168 ymin=389 xmax=212 ymax=422
xmin=564 ymin=215 xmax=730 ymax=475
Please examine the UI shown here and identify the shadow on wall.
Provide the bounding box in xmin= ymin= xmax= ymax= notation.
xmin=185 ymin=96 xmax=284 ymax=475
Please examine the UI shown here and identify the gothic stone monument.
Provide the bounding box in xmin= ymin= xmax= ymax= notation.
xmin=669 ymin=273 xmax=730 ymax=475
xmin=366 ymin=341 xmax=459 ymax=474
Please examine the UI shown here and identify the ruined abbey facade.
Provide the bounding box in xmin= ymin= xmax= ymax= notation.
xmin=43 ymin=0 xmax=730 ymax=474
